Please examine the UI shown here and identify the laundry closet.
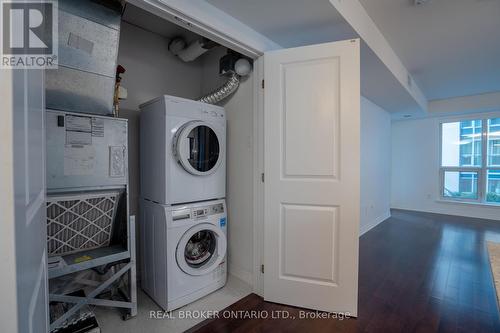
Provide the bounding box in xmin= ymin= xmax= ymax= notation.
xmin=114 ymin=1 xmax=256 ymax=324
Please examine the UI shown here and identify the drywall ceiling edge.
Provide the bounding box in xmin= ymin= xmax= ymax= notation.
xmin=127 ymin=0 xmax=282 ymax=58
xmin=429 ymin=91 xmax=500 ymax=115
xmin=391 ymin=91 xmax=500 ymax=121
xmin=329 ymin=0 xmax=428 ymax=113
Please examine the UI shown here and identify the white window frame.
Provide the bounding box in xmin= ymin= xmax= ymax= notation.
xmin=439 ymin=116 xmax=500 ymax=205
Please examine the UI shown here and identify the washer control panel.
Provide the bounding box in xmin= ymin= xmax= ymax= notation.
xmin=192 ymin=207 xmax=209 ymax=218
xmin=172 ymin=203 xmax=225 ymax=220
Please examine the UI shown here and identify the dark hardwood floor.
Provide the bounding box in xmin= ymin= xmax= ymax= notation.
xmin=189 ymin=209 xmax=500 ymax=333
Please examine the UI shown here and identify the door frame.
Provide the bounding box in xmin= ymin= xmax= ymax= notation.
xmin=252 ymin=57 xmax=265 ymax=295
xmin=0 ymin=68 xmax=20 ymax=333
xmin=0 ymin=67 xmax=49 ymax=331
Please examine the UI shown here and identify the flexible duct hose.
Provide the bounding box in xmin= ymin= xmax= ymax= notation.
xmin=198 ymin=73 xmax=240 ymax=105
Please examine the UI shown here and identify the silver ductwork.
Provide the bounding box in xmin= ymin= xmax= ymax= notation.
xmin=169 ymin=37 xmax=252 ymax=105
xmin=197 ymin=73 xmax=240 ymax=105
xmin=45 ymin=0 xmax=122 ymax=115
xmin=198 ymin=57 xmax=252 ymax=105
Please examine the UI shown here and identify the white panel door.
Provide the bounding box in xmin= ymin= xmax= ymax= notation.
xmin=263 ymin=39 xmax=360 ymax=315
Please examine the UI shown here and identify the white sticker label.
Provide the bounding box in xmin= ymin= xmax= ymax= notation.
xmin=92 ymin=118 xmax=105 ymax=137
xmin=66 ymin=115 xmax=92 ymax=132
xmin=66 ymin=130 xmax=92 ymax=145
xmin=64 ymin=146 xmax=96 ymax=176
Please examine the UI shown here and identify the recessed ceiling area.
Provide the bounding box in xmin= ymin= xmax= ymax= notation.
xmin=359 ymin=0 xmax=500 ymax=101
xmin=129 ymin=0 xmax=499 ymax=114
xmin=206 ymin=0 xmax=500 ymax=114
xmin=205 ymin=0 xmax=423 ymax=114
xmin=207 ymin=0 xmax=356 ymax=47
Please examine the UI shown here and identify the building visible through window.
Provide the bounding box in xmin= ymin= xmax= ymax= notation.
xmin=441 ymin=117 xmax=500 ymax=204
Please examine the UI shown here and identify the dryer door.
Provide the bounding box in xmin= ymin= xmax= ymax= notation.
xmin=174 ymin=121 xmax=223 ymax=176
xmin=176 ymin=223 xmax=227 ymax=276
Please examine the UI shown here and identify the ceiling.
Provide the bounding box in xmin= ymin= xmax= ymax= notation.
xmin=205 ymin=0 xmax=422 ymax=113
xmin=122 ymin=3 xmax=200 ymax=42
xmin=207 ymin=0 xmax=356 ymax=47
xmin=359 ymin=0 xmax=500 ymax=101
xmin=206 ymin=0 xmax=500 ymax=111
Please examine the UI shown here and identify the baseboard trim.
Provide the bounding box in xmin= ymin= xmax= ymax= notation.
xmin=360 ymin=211 xmax=391 ymax=236
xmin=228 ymin=264 xmax=253 ymax=286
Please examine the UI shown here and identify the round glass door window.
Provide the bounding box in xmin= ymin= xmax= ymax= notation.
xmin=175 ymin=122 xmax=222 ymax=176
xmin=176 ymin=223 xmax=227 ymax=276
xmin=186 ymin=125 xmax=219 ymax=172
xmin=184 ymin=230 xmax=217 ymax=268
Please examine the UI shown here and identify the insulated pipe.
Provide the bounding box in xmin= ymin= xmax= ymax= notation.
xmin=197 ymin=73 xmax=240 ymax=105
xmin=177 ymin=40 xmax=210 ymax=62
xmin=169 ymin=38 xmax=217 ymax=62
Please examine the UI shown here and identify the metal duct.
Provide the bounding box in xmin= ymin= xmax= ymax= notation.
xmin=198 ymin=73 xmax=240 ymax=105
xmin=45 ymin=0 xmax=122 ymax=115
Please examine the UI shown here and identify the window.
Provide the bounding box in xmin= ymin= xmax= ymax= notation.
xmin=440 ymin=117 xmax=500 ymax=204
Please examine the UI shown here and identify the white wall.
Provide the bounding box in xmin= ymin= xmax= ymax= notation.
xmin=360 ymin=97 xmax=392 ymax=235
xmin=201 ymin=47 xmax=255 ymax=285
xmin=118 ymin=21 xmax=203 ymax=111
xmin=391 ymin=114 xmax=500 ymax=220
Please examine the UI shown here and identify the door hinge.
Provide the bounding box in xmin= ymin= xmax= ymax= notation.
xmin=261 ymin=79 xmax=265 ymax=89
xmin=261 ymin=264 xmax=264 ymax=274
xmin=261 ymin=173 xmax=265 ymax=183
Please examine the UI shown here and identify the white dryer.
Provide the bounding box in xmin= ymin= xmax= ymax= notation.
xmin=140 ymin=198 xmax=227 ymax=311
xmin=140 ymin=95 xmax=226 ymax=205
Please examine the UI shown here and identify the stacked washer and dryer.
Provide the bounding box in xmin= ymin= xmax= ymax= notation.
xmin=139 ymin=95 xmax=228 ymax=310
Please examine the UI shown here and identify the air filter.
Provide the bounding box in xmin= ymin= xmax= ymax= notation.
xmin=47 ymin=191 xmax=121 ymax=256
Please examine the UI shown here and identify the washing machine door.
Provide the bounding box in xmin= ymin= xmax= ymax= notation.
xmin=176 ymin=223 xmax=227 ymax=276
xmin=174 ymin=121 xmax=223 ymax=176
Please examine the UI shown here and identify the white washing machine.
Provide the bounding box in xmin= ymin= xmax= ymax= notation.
xmin=140 ymin=198 xmax=227 ymax=311
xmin=140 ymin=95 xmax=226 ymax=205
